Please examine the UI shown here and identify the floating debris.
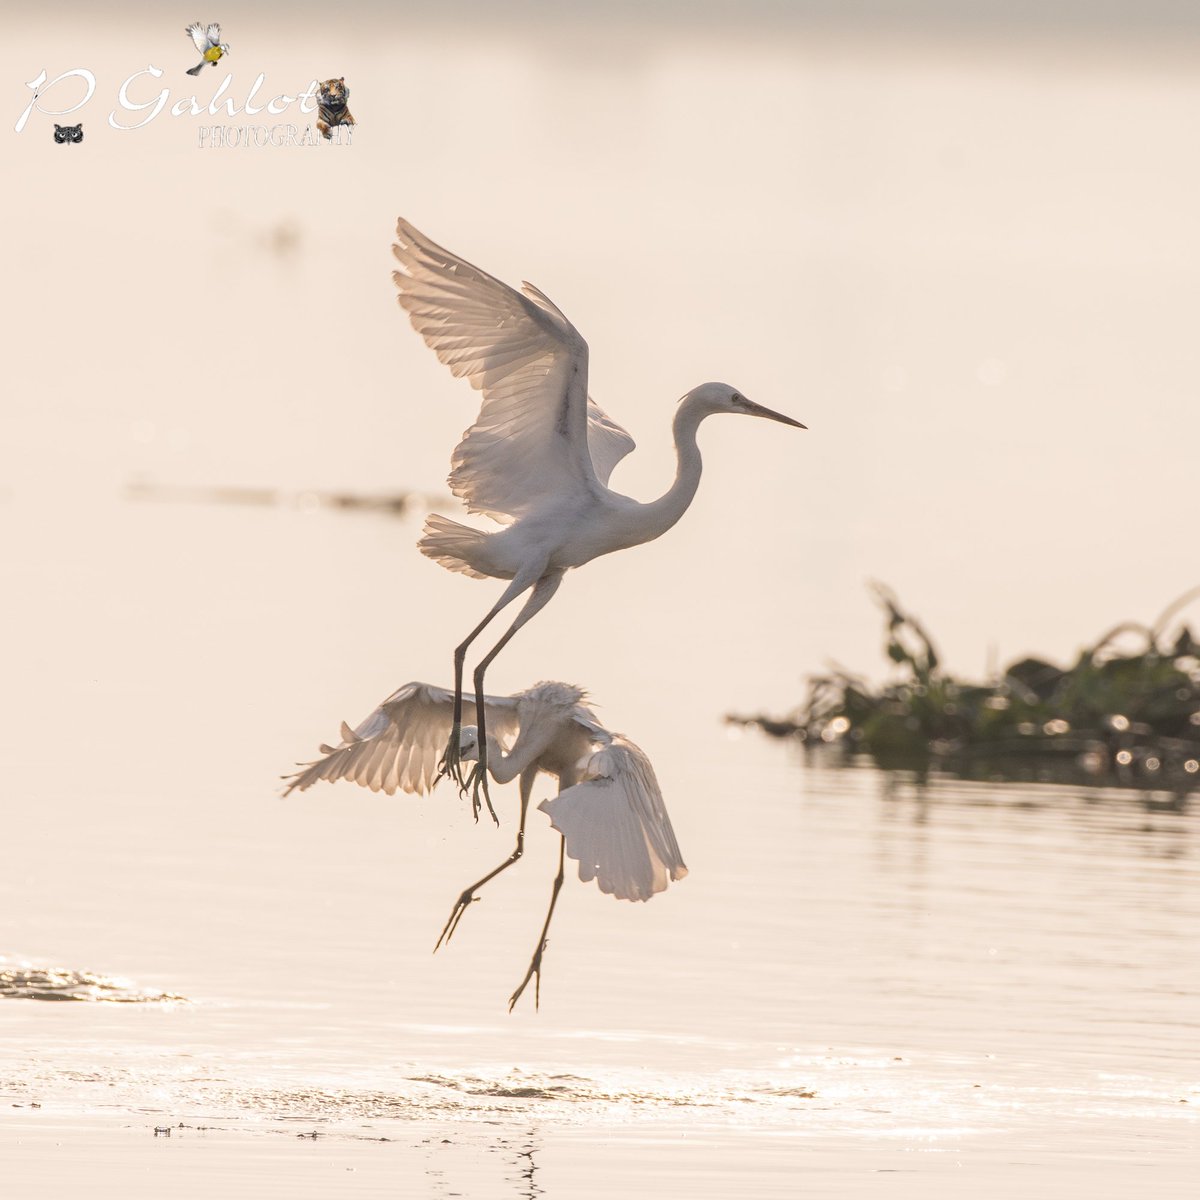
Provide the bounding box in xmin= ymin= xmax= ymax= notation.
xmin=0 ymin=957 xmax=186 ymax=1003
xmin=125 ymin=479 xmax=443 ymax=519
xmin=730 ymin=583 xmax=1200 ymax=796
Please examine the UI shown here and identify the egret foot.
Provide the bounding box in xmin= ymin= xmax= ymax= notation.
xmin=464 ymin=757 xmax=499 ymax=825
xmin=510 ymin=841 xmax=564 ymax=1011
xmin=436 ymin=724 xmax=467 ymax=792
xmin=434 ymin=887 xmax=479 ymax=951
xmin=508 ymin=938 xmax=549 ymax=1012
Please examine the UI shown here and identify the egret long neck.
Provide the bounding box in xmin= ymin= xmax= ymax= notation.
xmin=639 ymin=398 xmax=706 ymax=538
xmin=488 ymin=727 xmax=550 ymax=785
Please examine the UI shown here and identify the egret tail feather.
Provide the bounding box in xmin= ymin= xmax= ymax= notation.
xmin=419 ymin=514 xmax=492 ymax=579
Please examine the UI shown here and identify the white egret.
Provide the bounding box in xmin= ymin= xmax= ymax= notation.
xmin=284 ymin=680 xmax=686 ymax=1009
xmin=391 ymin=220 xmax=806 ymax=815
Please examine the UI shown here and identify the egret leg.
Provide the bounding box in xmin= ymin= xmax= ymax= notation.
xmin=509 ymin=835 xmax=566 ymax=1013
xmin=466 ymin=571 xmax=564 ymax=823
xmin=435 ymin=773 xmax=534 ymax=950
xmin=437 ymin=574 xmax=539 ymax=795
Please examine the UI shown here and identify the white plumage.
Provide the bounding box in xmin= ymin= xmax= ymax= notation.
xmin=395 ymin=226 xmax=617 ymax=524
xmin=285 ymin=679 xmax=687 ymax=1008
xmin=186 ymin=22 xmax=223 ymax=53
xmin=283 ymin=682 xmax=520 ymax=797
xmin=390 ymin=220 xmax=806 ymax=811
xmin=285 ymin=680 xmax=685 ymax=900
xmin=540 ymin=737 xmax=683 ymax=903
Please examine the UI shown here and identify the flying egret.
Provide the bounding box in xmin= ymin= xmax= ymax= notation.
xmin=284 ymin=680 xmax=686 ymax=1009
xmin=391 ymin=220 xmax=806 ymax=816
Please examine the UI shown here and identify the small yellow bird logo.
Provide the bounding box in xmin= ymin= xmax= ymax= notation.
xmin=185 ymin=22 xmax=230 ymax=76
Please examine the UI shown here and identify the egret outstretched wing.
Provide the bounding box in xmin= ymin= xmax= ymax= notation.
xmin=538 ymin=736 xmax=688 ymax=902
xmin=284 ymin=681 xmax=521 ymax=797
xmin=393 ymin=220 xmax=627 ymax=522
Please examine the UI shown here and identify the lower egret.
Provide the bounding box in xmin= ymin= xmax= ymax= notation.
xmin=285 ymin=680 xmax=686 ymax=1008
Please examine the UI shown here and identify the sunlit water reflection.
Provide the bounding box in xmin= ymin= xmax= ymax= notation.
xmin=2 ymin=688 xmax=1195 ymax=1194
xmin=2 ymin=505 xmax=1198 ymax=1198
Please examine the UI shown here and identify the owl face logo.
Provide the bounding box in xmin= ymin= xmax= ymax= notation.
xmin=54 ymin=123 xmax=84 ymax=144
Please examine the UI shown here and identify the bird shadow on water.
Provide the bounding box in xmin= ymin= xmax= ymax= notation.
xmin=432 ymin=1128 xmax=542 ymax=1200
xmin=413 ymin=1125 xmax=542 ymax=1200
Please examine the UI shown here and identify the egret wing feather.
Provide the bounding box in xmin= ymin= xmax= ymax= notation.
xmin=585 ymin=397 xmax=636 ymax=486
xmin=391 ymin=220 xmax=600 ymax=522
xmin=538 ymin=736 xmax=687 ymax=902
xmin=284 ymin=682 xmax=521 ymax=797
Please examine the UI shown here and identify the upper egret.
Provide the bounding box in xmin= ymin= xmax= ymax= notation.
xmin=284 ymin=680 xmax=686 ymax=1009
xmin=391 ymin=219 xmax=806 ymax=815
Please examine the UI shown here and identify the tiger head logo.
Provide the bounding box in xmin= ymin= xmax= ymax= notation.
xmin=317 ymin=78 xmax=350 ymax=112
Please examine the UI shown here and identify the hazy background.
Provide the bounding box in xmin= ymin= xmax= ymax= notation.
xmin=3 ymin=3 xmax=1198 ymax=1194
xmin=7 ymin=0 xmax=1199 ymax=728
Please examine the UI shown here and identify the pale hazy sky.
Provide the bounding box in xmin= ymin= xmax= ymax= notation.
xmin=6 ymin=5 xmax=1198 ymax=721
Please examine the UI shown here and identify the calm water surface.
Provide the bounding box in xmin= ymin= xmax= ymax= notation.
xmin=1 ymin=501 xmax=1196 ymax=1197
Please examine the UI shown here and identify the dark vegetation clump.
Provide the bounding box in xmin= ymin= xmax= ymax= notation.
xmin=730 ymin=584 xmax=1200 ymax=796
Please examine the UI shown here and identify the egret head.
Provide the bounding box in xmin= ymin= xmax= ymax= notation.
xmin=683 ymin=382 xmax=806 ymax=429
xmin=458 ymin=725 xmax=481 ymax=761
